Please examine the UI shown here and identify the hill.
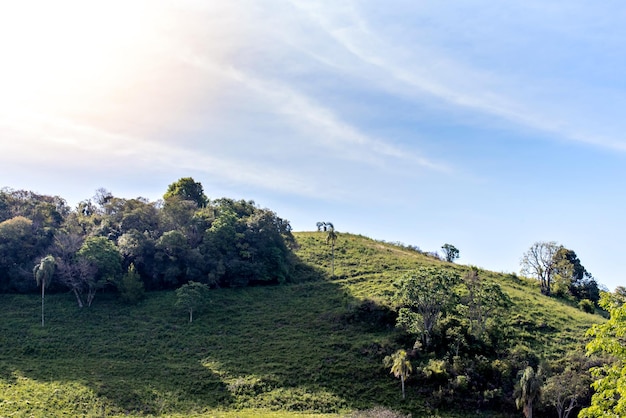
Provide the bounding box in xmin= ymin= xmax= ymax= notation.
xmin=0 ymin=232 xmax=603 ymax=417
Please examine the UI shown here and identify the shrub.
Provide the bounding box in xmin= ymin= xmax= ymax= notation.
xmin=118 ymin=264 xmax=145 ymax=304
xmin=578 ymin=298 xmax=595 ymax=313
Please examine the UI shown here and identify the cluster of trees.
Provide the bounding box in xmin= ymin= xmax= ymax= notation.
xmin=391 ymin=267 xmax=515 ymax=407
xmin=521 ymin=241 xmax=600 ymax=306
xmin=388 ymin=265 xmax=602 ymax=416
xmin=0 ymin=178 xmax=298 ymax=306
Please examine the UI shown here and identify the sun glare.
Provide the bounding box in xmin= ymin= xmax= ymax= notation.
xmin=0 ymin=1 xmax=160 ymax=118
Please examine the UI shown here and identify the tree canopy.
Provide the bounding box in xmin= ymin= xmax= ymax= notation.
xmin=0 ymin=179 xmax=298 ymax=303
xmin=394 ymin=267 xmax=460 ymax=349
xmin=163 ymin=177 xmax=208 ymax=208
xmin=580 ymin=293 xmax=626 ymax=417
xmin=441 ymin=243 xmax=459 ymax=263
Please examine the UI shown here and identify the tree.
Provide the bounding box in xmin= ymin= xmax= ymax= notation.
xmin=552 ymin=247 xmax=598 ymax=302
xmin=394 ymin=267 xmax=460 ymax=349
xmin=175 ymin=281 xmax=210 ymax=323
xmin=384 ymin=349 xmax=412 ymax=399
xmin=580 ymin=302 xmax=626 ymax=417
xmin=325 ymin=223 xmax=337 ymax=277
xmin=163 ymin=177 xmax=208 ymax=208
xmin=441 ymin=244 xmax=459 ymax=263
xmin=33 ymin=255 xmax=55 ymax=327
xmin=0 ymin=216 xmax=43 ymax=292
xmin=118 ymin=264 xmax=145 ymax=304
xmin=521 ymin=241 xmax=560 ymax=296
xmin=462 ymin=268 xmax=511 ymax=340
xmin=515 ymin=366 xmax=543 ymax=418
xmin=598 ymin=286 xmax=626 ymax=310
xmin=76 ymin=236 xmax=122 ymax=306
xmin=543 ymin=359 xmax=593 ymax=418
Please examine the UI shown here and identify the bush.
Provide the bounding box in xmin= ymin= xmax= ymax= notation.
xmin=118 ymin=264 xmax=145 ymax=304
xmin=578 ymin=299 xmax=595 ymax=313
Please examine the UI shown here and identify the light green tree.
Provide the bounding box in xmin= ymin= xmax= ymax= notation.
xmin=33 ymin=254 xmax=55 ymax=327
xmin=515 ymin=366 xmax=543 ymax=418
xmin=579 ymin=300 xmax=626 ymax=417
xmin=175 ymin=281 xmax=210 ymax=323
xmin=384 ymin=349 xmax=412 ymax=399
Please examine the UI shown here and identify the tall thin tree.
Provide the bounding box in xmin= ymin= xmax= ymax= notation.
xmin=516 ymin=366 xmax=543 ymax=418
xmin=325 ymin=223 xmax=337 ymax=277
xmin=385 ymin=349 xmax=412 ymax=399
xmin=33 ymin=255 xmax=55 ymax=327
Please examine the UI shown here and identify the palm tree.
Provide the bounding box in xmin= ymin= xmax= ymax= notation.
xmin=325 ymin=223 xmax=337 ymax=277
xmin=33 ymin=255 xmax=56 ymax=327
xmin=516 ymin=366 xmax=543 ymax=418
xmin=384 ymin=349 xmax=412 ymax=399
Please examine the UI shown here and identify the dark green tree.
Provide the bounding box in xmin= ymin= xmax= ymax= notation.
xmin=117 ymin=264 xmax=145 ymax=304
xmin=163 ymin=177 xmax=208 ymax=208
xmin=552 ymin=247 xmax=599 ymax=303
xmin=155 ymin=230 xmax=192 ymax=287
xmin=441 ymin=243 xmax=459 ymax=263
xmin=0 ymin=216 xmax=41 ymax=292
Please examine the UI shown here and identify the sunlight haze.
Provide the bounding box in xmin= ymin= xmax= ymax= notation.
xmin=1 ymin=0 xmax=625 ymax=290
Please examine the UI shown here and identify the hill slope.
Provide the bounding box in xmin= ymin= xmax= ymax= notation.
xmin=0 ymin=232 xmax=603 ymax=417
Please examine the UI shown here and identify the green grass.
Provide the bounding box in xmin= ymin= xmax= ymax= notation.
xmin=0 ymin=232 xmax=604 ymax=417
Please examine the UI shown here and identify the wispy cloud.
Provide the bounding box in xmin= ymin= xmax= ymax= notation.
xmin=289 ymin=0 xmax=626 ymax=152
xmin=176 ymin=43 xmax=449 ymax=173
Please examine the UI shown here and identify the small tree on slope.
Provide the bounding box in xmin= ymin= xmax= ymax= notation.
xmin=384 ymin=349 xmax=412 ymax=399
xmin=175 ymin=281 xmax=210 ymax=323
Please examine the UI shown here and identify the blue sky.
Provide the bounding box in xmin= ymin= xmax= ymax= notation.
xmin=1 ymin=1 xmax=625 ymax=290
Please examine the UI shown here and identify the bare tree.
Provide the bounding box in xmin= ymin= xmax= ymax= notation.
xmin=521 ymin=241 xmax=560 ymax=296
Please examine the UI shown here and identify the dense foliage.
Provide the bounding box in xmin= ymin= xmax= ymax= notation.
xmin=580 ymin=291 xmax=626 ymax=417
xmin=0 ymin=179 xmax=297 ymax=301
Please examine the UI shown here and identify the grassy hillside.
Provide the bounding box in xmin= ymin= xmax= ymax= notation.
xmin=0 ymin=232 xmax=603 ymax=417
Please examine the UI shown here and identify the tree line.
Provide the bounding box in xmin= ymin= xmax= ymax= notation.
xmin=0 ymin=177 xmax=298 ymax=305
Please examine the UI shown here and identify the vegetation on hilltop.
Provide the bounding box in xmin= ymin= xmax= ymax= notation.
xmin=0 ymin=178 xmax=297 ymax=299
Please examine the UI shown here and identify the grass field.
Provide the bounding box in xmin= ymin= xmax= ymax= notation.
xmin=0 ymin=232 xmax=604 ymax=417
